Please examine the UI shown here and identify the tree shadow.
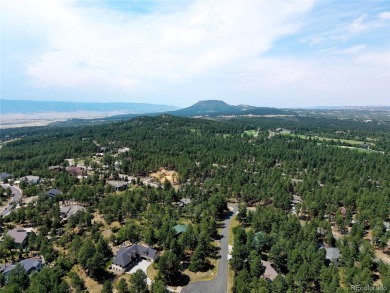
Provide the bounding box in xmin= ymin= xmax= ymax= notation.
xmin=167 ymin=272 xmax=191 ymax=287
xmin=92 ymin=267 xmax=115 ymax=281
xmin=209 ymin=245 xmax=221 ymax=260
xmin=223 ymin=210 xmax=234 ymax=220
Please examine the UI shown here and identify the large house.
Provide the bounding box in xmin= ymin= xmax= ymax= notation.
xmin=60 ymin=205 xmax=86 ymax=220
xmin=47 ymin=188 xmax=62 ymax=199
xmin=111 ymin=244 xmax=158 ymax=273
xmin=1 ymin=258 xmax=42 ymax=279
xmin=48 ymin=166 xmax=63 ymax=172
xmin=65 ymin=166 xmax=87 ymax=177
xmin=107 ymin=180 xmax=128 ymax=191
xmin=178 ymin=198 xmax=191 ymax=207
xmin=324 ymin=247 xmax=341 ymax=265
xmin=261 ymin=260 xmax=279 ymax=281
xmin=20 ymin=176 xmax=40 ymax=184
xmin=0 ymin=172 xmax=12 ymax=181
xmin=5 ymin=228 xmax=29 ymax=248
xmin=173 ymin=224 xmax=188 ymax=236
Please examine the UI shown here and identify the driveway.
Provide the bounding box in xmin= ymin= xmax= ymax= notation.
xmin=126 ymin=259 xmax=153 ymax=285
xmin=0 ymin=184 xmax=22 ymax=216
xmin=181 ymin=204 xmax=238 ymax=293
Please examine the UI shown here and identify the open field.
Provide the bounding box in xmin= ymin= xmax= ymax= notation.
xmin=0 ymin=111 xmax=130 ymax=129
xmin=242 ymin=130 xmax=258 ymax=137
xmin=280 ymin=132 xmax=372 ymax=145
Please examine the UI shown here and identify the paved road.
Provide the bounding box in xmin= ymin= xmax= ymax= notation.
xmin=0 ymin=184 xmax=22 ymax=216
xmin=181 ymin=204 xmax=238 ymax=293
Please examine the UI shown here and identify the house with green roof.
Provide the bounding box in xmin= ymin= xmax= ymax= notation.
xmin=173 ymin=224 xmax=188 ymax=235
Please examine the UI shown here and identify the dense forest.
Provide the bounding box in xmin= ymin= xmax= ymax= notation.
xmin=0 ymin=114 xmax=389 ymax=292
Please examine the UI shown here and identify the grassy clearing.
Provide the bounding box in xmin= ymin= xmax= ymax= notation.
xmin=190 ymin=129 xmax=201 ymax=135
xmin=280 ymin=132 xmax=372 ymax=145
xmin=242 ymin=130 xmax=258 ymax=137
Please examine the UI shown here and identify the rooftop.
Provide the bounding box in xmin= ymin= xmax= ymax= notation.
xmin=0 ymin=172 xmax=11 ymax=179
xmin=178 ymin=198 xmax=191 ymax=207
xmin=2 ymin=258 xmax=41 ymax=275
xmin=173 ymin=224 xmax=188 ymax=235
xmin=60 ymin=205 xmax=86 ymax=219
xmin=21 ymin=175 xmax=40 ymax=182
xmin=47 ymin=188 xmax=62 ymax=197
xmin=6 ymin=228 xmax=29 ymax=244
xmin=107 ymin=180 xmax=128 ymax=188
xmin=262 ymin=260 xmax=278 ymax=281
xmin=113 ymin=244 xmax=158 ymax=267
xmin=325 ymin=247 xmax=341 ymax=261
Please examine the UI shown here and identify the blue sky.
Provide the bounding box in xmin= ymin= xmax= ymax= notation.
xmin=1 ymin=0 xmax=389 ymax=108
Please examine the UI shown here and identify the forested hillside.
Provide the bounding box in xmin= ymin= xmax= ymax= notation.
xmin=0 ymin=115 xmax=389 ymax=292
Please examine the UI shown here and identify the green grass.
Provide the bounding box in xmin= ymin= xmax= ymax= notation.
xmin=242 ymin=130 xmax=258 ymax=137
xmin=227 ymin=215 xmax=239 ymax=293
xmin=280 ymin=132 xmax=373 ymax=146
xmin=229 ymin=215 xmax=239 ymax=245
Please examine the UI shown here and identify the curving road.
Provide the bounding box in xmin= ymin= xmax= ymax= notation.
xmin=181 ymin=204 xmax=238 ymax=293
xmin=0 ymin=184 xmax=22 ymax=216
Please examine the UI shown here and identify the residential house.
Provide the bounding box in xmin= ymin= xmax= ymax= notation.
xmin=111 ymin=244 xmax=158 ymax=273
xmin=173 ymin=224 xmax=188 ymax=236
xmin=65 ymin=166 xmax=87 ymax=177
xmin=339 ymin=207 xmax=347 ymax=217
xmin=324 ymin=247 xmax=341 ymax=265
xmin=107 ymin=180 xmax=128 ymax=191
xmin=142 ymin=178 xmax=160 ymax=189
xmin=47 ymin=188 xmax=62 ymax=199
xmin=6 ymin=228 xmax=29 ymax=248
xmin=60 ymin=205 xmax=86 ymax=220
xmin=178 ymin=198 xmax=191 ymax=207
xmin=1 ymin=258 xmax=42 ymax=279
xmin=291 ymin=195 xmax=302 ymax=204
xmin=0 ymin=172 xmax=12 ymax=181
xmin=118 ymin=147 xmax=130 ymax=154
xmin=20 ymin=176 xmax=40 ymax=184
xmin=48 ymin=166 xmax=63 ymax=172
xmin=99 ymin=146 xmax=108 ymax=153
xmin=261 ymin=260 xmax=279 ymax=281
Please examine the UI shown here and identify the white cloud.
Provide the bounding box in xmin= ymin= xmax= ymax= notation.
xmin=348 ymin=14 xmax=367 ymax=34
xmin=378 ymin=11 xmax=390 ymax=19
xmin=2 ymin=0 xmax=315 ymax=90
xmin=324 ymin=44 xmax=367 ymax=55
xmin=2 ymin=0 xmax=389 ymax=106
xmin=231 ymin=49 xmax=390 ymax=107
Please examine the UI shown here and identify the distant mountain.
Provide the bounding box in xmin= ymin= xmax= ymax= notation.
xmin=0 ymin=99 xmax=178 ymax=114
xmin=312 ymin=106 xmax=390 ymax=110
xmin=169 ymin=100 xmax=285 ymax=116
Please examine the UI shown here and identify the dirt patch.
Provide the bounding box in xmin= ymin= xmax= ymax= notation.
xmin=93 ymin=212 xmax=106 ymax=225
xmin=102 ymin=229 xmax=113 ymax=240
xmin=22 ymin=196 xmax=38 ymax=204
xmin=150 ymin=168 xmax=179 ymax=185
xmin=375 ymin=250 xmax=390 ymax=265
